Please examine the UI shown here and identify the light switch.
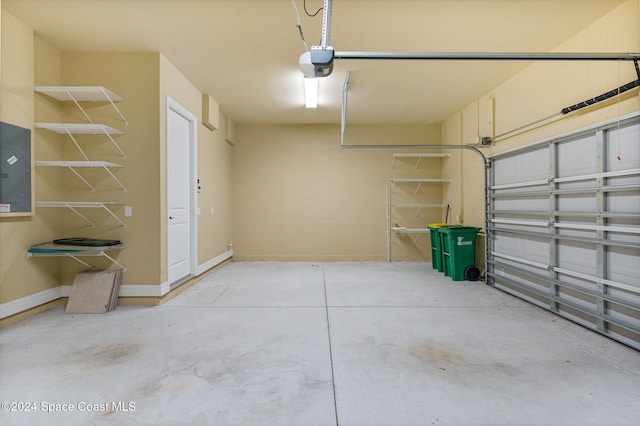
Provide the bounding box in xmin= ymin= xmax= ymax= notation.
xmin=196 ymin=207 xmax=201 ymax=216
xmin=124 ymin=206 xmax=132 ymax=217
xmin=211 ymin=207 xmax=215 ymax=214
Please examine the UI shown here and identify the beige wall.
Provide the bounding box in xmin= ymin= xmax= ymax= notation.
xmin=0 ymin=11 xmax=61 ymax=305
xmin=233 ymin=124 xmax=443 ymax=261
xmin=1 ymin=12 xmax=234 ymax=318
xmin=443 ymin=0 xmax=640 ymax=268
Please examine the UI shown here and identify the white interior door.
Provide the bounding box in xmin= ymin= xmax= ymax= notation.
xmin=167 ymin=99 xmax=196 ymax=285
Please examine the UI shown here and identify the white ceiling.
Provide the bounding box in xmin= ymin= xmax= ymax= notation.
xmin=2 ymin=0 xmax=628 ymax=124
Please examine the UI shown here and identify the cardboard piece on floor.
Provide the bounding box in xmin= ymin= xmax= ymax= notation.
xmin=109 ymin=270 xmax=123 ymax=311
xmin=65 ymin=270 xmax=122 ymax=314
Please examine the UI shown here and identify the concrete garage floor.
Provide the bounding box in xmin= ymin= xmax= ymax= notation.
xmin=1 ymin=262 xmax=639 ymax=426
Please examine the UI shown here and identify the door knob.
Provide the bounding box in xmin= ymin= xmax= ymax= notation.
xmin=169 ymin=216 xmax=175 ymax=219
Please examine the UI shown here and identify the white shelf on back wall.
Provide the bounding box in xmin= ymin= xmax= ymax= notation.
xmin=34 ymin=123 xmax=126 ymax=160
xmin=35 ymin=86 xmax=128 ymax=125
xmin=36 ymin=161 xmax=126 ymax=192
xmin=390 ymin=226 xmax=430 ymax=243
xmin=387 ymin=152 xmax=451 ymax=262
xmin=391 ymin=153 xmax=451 ymax=169
xmin=389 ymin=178 xmax=451 ymax=194
xmin=391 ymin=203 xmax=448 ymax=217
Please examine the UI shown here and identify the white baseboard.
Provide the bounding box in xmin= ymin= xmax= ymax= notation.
xmin=0 ymin=287 xmax=62 ymax=319
xmin=59 ymin=283 xmax=169 ymax=298
xmin=1 ymin=250 xmax=234 ymax=319
xmin=196 ymin=249 xmax=233 ymax=276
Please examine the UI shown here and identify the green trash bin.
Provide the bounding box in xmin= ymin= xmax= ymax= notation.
xmin=428 ymin=223 xmax=458 ymax=272
xmin=439 ymin=226 xmax=481 ymax=281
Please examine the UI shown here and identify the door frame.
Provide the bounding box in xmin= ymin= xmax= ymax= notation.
xmin=166 ymin=96 xmax=198 ymax=287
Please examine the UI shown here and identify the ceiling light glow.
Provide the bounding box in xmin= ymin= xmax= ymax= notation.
xmin=304 ymin=77 xmax=318 ymax=108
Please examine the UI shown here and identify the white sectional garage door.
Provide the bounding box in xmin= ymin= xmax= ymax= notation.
xmin=486 ymin=113 xmax=640 ymax=350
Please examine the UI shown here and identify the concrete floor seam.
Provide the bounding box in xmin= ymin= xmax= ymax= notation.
xmin=322 ymin=263 xmax=340 ymax=426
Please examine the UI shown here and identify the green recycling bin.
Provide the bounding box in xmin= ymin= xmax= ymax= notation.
xmin=439 ymin=226 xmax=481 ymax=281
xmin=428 ymin=223 xmax=458 ymax=272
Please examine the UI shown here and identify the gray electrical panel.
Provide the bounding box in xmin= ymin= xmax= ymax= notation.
xmin=0 ymin=121 xmax=32 ymax=213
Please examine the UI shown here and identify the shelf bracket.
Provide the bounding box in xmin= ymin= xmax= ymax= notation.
xmin=414 ymin=157 xmax=422 ymax=170
xmin=63 ymin=128 xmax=90 ymax=161
xmin=65 ymin=89 xmax=94 ymax=124
xmin=101 ymin=252 xmax=126 ymax=272
xmin=101 ymin=164 xmax=126 ymax=192
xmin=63 ymin=252 xmax=95 ymax=270
xmin=64 ymin=203 xmax=95 ymax=228
xmin=65 ymin=165 xmax=95 ymax=192
xmin=100 ymin=87 xmax=129 ymax=126
xmin=100 ymin=203 xmax=127 ymax=228
xmin=101 ymin=127 xmax=126 ymax=159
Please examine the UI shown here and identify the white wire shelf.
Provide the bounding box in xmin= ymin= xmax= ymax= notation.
xmin=35 ymin=123 xmax=123 ymax=135
xmin=36 ymin=161 xmax=126 ymax=192
xmin=391 ymin=153 xmax=451 ymax=169
xmin=391 ymin=226 xmax=429 ymax=243
xmin=35 ymin=86 xmax=128 ymax=125
xmin=391 ymin=226 xmax=430 ymax=233
xmin=27 ymin=242 xmax=126 ymax=271
xmin=392 ymin=203 xmax=448 ymax=208
xmin=35 ymin=123 xmax=126 ymax=160
xmin=391 ymin=203 xmax=448 ymax=218
xmin=390 ymin=178 xmax=452 ymax=194
xmin=35 ymin=201 xmax=126 ymax=228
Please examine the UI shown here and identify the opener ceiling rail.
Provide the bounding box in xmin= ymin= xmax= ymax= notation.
xmin=333 ymin=51 xmax=640 ymax=61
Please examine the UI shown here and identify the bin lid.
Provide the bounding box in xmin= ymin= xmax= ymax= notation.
xmin=428 ymin=223 xmax=458 ymax=229
xmin=439 ymin=226 xmax=482 ymax=234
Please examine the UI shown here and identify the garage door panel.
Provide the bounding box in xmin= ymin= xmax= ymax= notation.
xmin=606 ymin=246 xmax=640 ymax=287
xmin=494 ymin=233 xmax=549 ymax=264
xmin=556 ymin=223 xmax=595 ymax=239
xmin=493 ymin=197 xmax=548 ymax=211
xmin=605 ymin=218 xmax=640 ymax=245
xmin=558 ymin=286 xmax=597 ymax=311
xmin=493 ymin=276 xmax=550 ymax=307
xmin=607 ymin=324 xmax=640 ymax=351
xmin=606 ymin=190 xmax=640 ymax=212
xmin=488 ymin=115 xmax=640 ymax=350
xmin=608 ymin=303 xmax=640 ymax=328
xmin=556 ymin=193 xmax=596 ymax=211
xmin=557 ymin=303 xmax=597 ymax=329
xmin=606 ymin=125 xmax=640 ymax=171
xmin=495 ymin=257 xmax=547 ymax=279
xmin=607 ymin=286 xmax=639 ymax=306
xmin=605 ymin=175 xmax=640 ymax=187
xmin=493 ymin=148 xmax=548 ymax=185
xmin=557 ymin=134 xmax=596 ymax=177
xmin=554 ymin=271 xmax=597 ymax=291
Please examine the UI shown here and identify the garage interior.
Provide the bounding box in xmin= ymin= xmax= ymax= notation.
xmin=1 ymin=0 xmax=639 ymax=425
